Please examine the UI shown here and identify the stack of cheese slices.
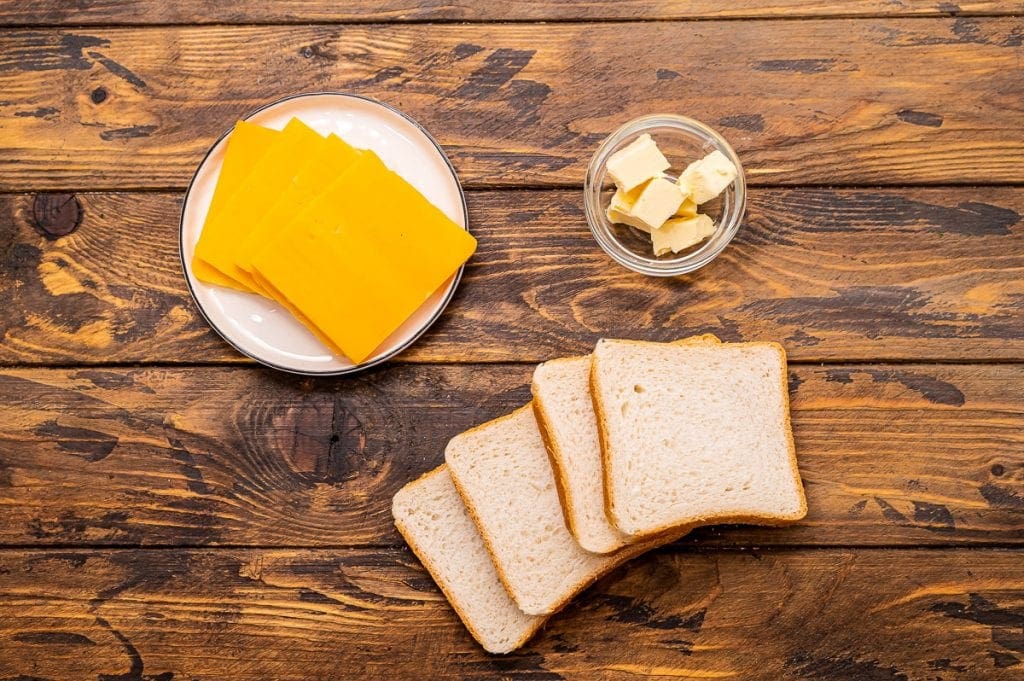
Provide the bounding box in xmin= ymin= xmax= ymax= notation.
xmin=192 ymin=118 xmax=476 ymax=365
xmin=392 ymin=335 xmax=808 ymax=653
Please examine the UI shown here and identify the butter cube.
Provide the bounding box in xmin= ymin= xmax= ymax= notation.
xmin=609 ymin=184 xmax=644 ymax=212
xmin=606 ymin=204 xmax=653 ymax=233
xmin=605 ymin=183 xmax=653 ymax=232
xmin=652 ymin=214 xmax=716 ymax=256
xmin=606 ymin=133 xmax=670 ymax=191
xmin=630 ymin=177 xmax=685 ymax=231
xmin=678 ymin=150 xmax=738 ymax=204
xmin=675 ymin=195 xmax=698 ymax=218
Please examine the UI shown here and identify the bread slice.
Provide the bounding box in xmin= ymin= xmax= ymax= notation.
xmin=392 ymin=465 xmax=546 ymax=653
xmin=445 ymin=405 xmax=672 ymax=616
xmin=532 ymin=334 xmax=721 ymax=554
xmin=592 ymin=339 xmax=807 ymax=539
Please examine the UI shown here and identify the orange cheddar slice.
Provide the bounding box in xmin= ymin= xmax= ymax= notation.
xmin=192 ymin=120 xmax=280 ymax=289
xmin=251 ymin=153 xmax=477 ymax=364
xmin=236 ymin=133 xmax=362 ymax=297
xmin=193 ymin=117 xmax=323 ymax=293
xmin=249 ymin=268 xmax=349 ymax=357
xmin=208 ymin=120 xmax=280 ymax=220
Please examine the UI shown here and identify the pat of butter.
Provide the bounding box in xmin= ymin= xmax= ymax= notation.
xmin=605 ymin=183 xmax=653 ymax=232
xmin=675 ymin=195 xmax=698 ymax=218
xmin=630 ymin=177 xmax=685 ymax=231
xmin=652 ymin=214 xmax=715 ymax=256
xmin=606 ymin=133 xmax=670 ymax=191
xmin=678 ymin=149 xmax=737 ymax=204
xmin=608 ymin=183 xmax=644 ymax=212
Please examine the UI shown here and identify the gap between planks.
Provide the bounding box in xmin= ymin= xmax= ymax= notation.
xmin=7 ymin=182 xmax=1024 ymax=195
xmin=1 ymin=12 xmax=1022 ymax=30
xmin=0 ymin=543 xmax=1022 ymax=552
xmin=2 ymin=359 xmax=1024 ymax=371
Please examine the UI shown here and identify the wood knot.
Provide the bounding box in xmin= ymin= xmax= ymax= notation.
xmin=30 ymin=193 xmax=83 ymax=240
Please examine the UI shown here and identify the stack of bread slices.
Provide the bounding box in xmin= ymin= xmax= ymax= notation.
xmin=392 ymin=336 xmax=807 ymax=653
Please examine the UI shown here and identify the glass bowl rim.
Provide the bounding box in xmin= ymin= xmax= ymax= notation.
xmin=583 ymin=113 xmax=747 ymax=277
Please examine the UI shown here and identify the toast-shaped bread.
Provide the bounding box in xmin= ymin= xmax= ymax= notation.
xmin=531 ymin=334 xmax=721 ymax=553
xmin=444 ymin=406 xmax=614 ymax=615
xmin=392 ymin=466 xmax=546 ymax=653
xmin=591 ymin=339 xmax=807 ymax=539
xmin=445 ymin=405 xmax=674 ymax=616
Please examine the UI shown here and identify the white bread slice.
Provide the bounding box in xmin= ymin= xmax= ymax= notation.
xmin=532 ymin=334 xmax=721 ymax=554
xmin=445 ymin=406 xmax=611 ymax=615
xmin=445 ymin=405 xmax=672 ymax=616
xmin=592 ymin=339 xmax=807 ymax=539
xmin=392 ymin=466 xmax=545 ymax=653
xmin=532 ymin=356 xmax=624 ymax=554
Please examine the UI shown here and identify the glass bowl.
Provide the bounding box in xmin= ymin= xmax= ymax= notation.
xmin=584 ymin=114 xmax=746 ymax=277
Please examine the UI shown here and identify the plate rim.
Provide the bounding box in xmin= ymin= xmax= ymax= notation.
xmin=178 ymin=91 xmax=469 ymax=377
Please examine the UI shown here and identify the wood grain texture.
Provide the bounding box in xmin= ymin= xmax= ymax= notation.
xmin=0 ymin=363 xmax=1021 ymax=548
xmin=2 ymin=4 xmax=1021 ymax=678
xmin=1 ymin=19 xmax=1023 ymax=190
xmin=2 ymin=188 xmax=1022 ymax=365
xmin=2 ymin=0 xmax=1022 ymax=24
xmin=0 ymin=547 xmax=1022 ymax=678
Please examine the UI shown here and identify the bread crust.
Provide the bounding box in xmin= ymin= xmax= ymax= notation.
xmin=392 ymin=465 xmax=548 ymax=654
xmin=534 ymin=337 xmax=722 ymax=554
xmin=445 ymin=406 xmax=541 ymax=612
xmin=774 ymin=340 xmax=809 ymax=520
xmin=593 ymin=338 xmax=808 ymax=540
xmin=403 ymin=335 xmax=808 ymax=650
xmin=532 ymin=357 xmax=625 ymax=555
xmin=532 ymin=393 xmax=592 ymax=550
xmin=398 ymin=468 xmax=695 ymax=650
xmin=448 ymin=405 xmax=688 ymax=617
xmin=591 ymin=350 xmax=620 ymax=532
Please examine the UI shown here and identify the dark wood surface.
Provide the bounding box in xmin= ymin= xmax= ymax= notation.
xmin=1 ymin=548 xmax=1023 ymax=679
xmin=2 ymin=188 xmax=1023 ymax=365
xmin=0 ymin=363 xmax=1021 ymax=549
xmin=2 ymin=20 xmax=1024 ymax=190
xmin=1 ymin=2 xmax=1023 ymax=679
xmin=2 ymin=1 xmax=1023 ymax=25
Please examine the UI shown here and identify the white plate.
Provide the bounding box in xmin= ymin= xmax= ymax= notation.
xmin=179 ymin=93 xmax=469 ymax=375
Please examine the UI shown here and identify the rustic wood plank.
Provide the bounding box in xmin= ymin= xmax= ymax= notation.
xmin=2 ymin=0 xmax=1022 ymax=25
xmin=0 ymin=547 xmax=1021 ymax=678
xmin=0 ymin=363 xmax=1021 ymax=548
xmin=1 ymin=20 xmax=1022 ymax=190
xmin=2 ymin=188 xmax=1022 ymax=365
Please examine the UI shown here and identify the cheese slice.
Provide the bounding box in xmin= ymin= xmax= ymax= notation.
xmin=192 ymin=121 xmax=280 ymax=288
xmin=250 ymin=269 xmax=349 ymax=357
xmin=252 ymin=152 xmax=477 ymax=364
xmin=193 ymin=117 xmax=324 ymax=293
xmin=235 ymin=133 xmax=362 ymax=296
xmin=207 ymin=121 xmax=280 ymax=220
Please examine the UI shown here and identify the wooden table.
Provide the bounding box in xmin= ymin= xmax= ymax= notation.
xmin=2 ymin=2 xmax=1023 ymax=678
